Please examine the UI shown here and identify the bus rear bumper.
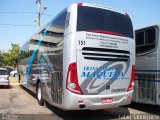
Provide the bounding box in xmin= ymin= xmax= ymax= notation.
xmin=63 ymin=90 xmax=133 ymax=110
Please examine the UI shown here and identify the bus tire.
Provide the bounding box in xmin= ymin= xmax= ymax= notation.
xmin=37 ymin=82 xmax=44 ymax=106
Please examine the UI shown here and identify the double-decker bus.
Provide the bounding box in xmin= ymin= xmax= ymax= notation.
xmin=17 ymin=3 xmax=135 ymax=110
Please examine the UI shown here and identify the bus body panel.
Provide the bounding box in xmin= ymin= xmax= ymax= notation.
xmin=134 ymin=50 xmax=158 ymax=105
xmin=157 ymin=28 xmax=160 ymax=105
xmin=64 ymin=4 xmax=77 ymax=36
xmin=18 ymin=8 xmax=67 ymax=107
xmin=133 ymin=24 xmax=160 ymax=105
xmin=76 ymin=32 xmax=134 ymax=96
xmin=63 ymin=32 xmax=77 ymax=106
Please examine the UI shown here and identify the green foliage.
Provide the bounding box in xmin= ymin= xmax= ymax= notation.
xmin=1 ymin=43 xmax=20 ymax=69
xmin=0 ymin=55 xmax=4 ymax=66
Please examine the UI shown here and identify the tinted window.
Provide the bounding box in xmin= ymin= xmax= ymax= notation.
xmin=53 ymin=11 xmax=67 ymax=27
xmin=136 ymin=27 xmax=156 ymax=54
xmin=136 ymin=32 xmax=144 ymax=46
xmin=0 ymin=70 xmax=8 ymax=75
xmin=77 ymin=6 xmax=133 ymax=38
xmin=145 ymin=29 xmax=155 ymax=44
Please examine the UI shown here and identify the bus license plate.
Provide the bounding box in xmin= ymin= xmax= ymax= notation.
xmin=101 ymin=98 xmax=113 ymax=104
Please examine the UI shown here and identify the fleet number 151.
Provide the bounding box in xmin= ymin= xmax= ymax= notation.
xmin=78 ymin=40 xmax=85 ymax=45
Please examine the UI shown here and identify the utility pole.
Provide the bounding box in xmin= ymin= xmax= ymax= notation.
xmin=35 ymin=0 xmax=47 ymax=29
xmin=36 ymin=0 xmax=41 ymax=29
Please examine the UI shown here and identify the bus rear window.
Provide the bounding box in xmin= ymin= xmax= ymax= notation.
xmin=77 ymin=6 xmax=133 ymax=38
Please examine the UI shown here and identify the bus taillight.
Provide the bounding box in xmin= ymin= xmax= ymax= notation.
xmin=66 ymin=63 xmax=83 ymax=95
xmin=127 ymin=65 xmax=135 ymax=91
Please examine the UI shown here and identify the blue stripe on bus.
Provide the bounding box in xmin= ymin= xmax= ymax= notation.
xmin=135 ymin=70 xmax=160 ymax=73
xmin=24 ymin=29 xmax=49 ymax=87
xmin=135 ymin=78 xmax=160 ymax=82
xmin=24 ymin=15 xmax=60 ymax=87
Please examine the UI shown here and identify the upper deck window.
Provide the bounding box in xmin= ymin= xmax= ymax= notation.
xmin=77 ymin=6 xmax=133 ymax=38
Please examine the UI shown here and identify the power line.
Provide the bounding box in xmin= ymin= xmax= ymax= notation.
xmin=0 ymin=24 xmax=36 ymax=27
xmin=0 ymin=11 xmax=53 ymax=17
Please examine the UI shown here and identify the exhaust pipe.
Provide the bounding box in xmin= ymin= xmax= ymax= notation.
xmin=79 ymin=104 xmax=86 ymax=109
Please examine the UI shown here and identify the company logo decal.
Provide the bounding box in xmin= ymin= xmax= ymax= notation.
xmin=81 ymin=66 xmax=125 ymax=80
xmin=80 ymin=60 xmax=131 ymax=95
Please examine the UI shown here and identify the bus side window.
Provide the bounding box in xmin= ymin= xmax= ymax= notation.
xmin=136 ymin=32 xmax=144 ymax=46
xmin=145 ymin=29 xmax=156 ymax=44
xmin=136 ymin=27 xmax=156 ymax=54
xmin=53 ymin=11 xmax=67 ymax=28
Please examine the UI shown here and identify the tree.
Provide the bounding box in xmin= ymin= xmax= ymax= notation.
xmin=9 ymin=43 xmax=20 ymax=69
xmin=0 ymin=54 xmax=4 ymax=66
xmin=2 ymin=43 xmax=20 ymax=69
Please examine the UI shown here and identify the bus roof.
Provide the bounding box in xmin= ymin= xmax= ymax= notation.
xmin=135 ymin=22 xmax=160 ymax=31
xmin=75 ymin=3 xmax=126 ymax=16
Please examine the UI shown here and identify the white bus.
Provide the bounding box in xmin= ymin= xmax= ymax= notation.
xmin=17 ymin=3 xmax=135 ymax=110
xmin=133 ymin=24 xmax=160 ymax=105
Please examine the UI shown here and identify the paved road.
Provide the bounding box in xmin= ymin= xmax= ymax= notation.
xmin=0 ymin=77 xmax=159 ymax=120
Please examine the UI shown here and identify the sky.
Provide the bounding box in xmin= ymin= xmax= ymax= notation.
xmin=0 ymin=0 xmax=160 ymax=50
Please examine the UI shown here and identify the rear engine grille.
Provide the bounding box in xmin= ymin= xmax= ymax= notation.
xmin=82 ymin=47 xmax=130 ymax=61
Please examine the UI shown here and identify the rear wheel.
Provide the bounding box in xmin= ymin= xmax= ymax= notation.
xmin=37 ymin=82 xmax=44 ymax=106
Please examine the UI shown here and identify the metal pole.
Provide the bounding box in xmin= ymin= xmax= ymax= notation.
xmin=37 ymin=0 xmax=41 ymax=29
